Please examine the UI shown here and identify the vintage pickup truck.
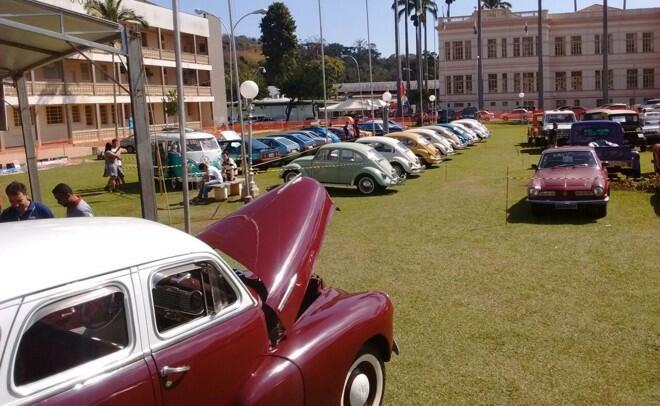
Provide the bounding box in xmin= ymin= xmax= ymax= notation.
xmin=569 ymin=121 xmax=641 ymax=178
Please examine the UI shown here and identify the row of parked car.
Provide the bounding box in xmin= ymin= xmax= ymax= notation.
xmin=278 ymin=119 xmax=491 ymax=195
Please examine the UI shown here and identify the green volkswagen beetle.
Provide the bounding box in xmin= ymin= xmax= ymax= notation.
xmin=280 ymin=142 xmax=402 ymax=195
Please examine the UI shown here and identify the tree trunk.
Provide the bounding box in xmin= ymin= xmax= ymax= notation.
xmin=416 ymin=20 xmax=423 ymax=124
xmin=405 ymin=1 xmax=411 ymax=96
xmin=394 ymin=2 xmax=403 ymax=116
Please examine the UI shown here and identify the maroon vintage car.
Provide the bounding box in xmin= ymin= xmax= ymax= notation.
xmin=528 ymin=146 xmax=610 ymax=216
xmin=0 ymin=177 xmax=396 ymax=405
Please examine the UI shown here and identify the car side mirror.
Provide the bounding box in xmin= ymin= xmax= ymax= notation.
xmin=601 ymin=161 xmax=609 ymax=167
xmin=531 ymin=164 xmax=538 ymax=170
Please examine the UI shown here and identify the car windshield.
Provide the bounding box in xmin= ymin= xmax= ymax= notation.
xmin=201 ymin=138 xmax=220 ymax=151
xmin=539 ymin=151 xmax=597 ymax=168
xmin=545 ymin=114 xmax=576 ymax=124
xmin=610 ymin=114 xmax=638 ymax=123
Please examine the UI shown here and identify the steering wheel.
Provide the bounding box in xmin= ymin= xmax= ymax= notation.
xmin=80 ymin=293 xmax=124 ymax=330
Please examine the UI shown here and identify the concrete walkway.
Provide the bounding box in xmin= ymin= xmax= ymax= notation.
xmin=0 ymin=142 xmax=95 ymax=166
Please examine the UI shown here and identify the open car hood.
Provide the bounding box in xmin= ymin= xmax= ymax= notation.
xmin=198 ymin=177 xmax=335 ymax=331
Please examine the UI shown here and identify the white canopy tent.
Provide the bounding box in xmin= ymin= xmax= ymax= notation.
xmin=320 ymin=98 xmax=387 ymax=112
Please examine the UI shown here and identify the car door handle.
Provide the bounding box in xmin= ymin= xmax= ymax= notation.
xmin=161 ymin=365 xmax=190 ymax=388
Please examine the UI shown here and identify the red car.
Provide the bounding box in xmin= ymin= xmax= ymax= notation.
xmin=528 ymin=146 xmax=610 ymax=216
xmin=477 ymin=110 xmax=495 ymax=121
xmin=558 ymin=105 xmax=587 ymax=120
xmin=0 ymin=178 xmax=396 ymax=405
xmin=501 ymin=108 xmax=531 ymax=123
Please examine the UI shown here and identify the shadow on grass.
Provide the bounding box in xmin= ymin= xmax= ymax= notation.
xmin=507 ymin=197 xmax=599 ymax=225
xmin=651 ymin=193 xmax=660 ymax=217
xmin=515 ymin=143 xmax=544 ymax=156
xmin=325 ymin=186 xmax=399 ymax=198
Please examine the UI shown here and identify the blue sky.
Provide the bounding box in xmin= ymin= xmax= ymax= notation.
xmin=151 ymin=1 xmax=652 ymax=56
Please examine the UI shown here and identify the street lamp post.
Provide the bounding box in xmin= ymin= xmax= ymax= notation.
xmin=429 ymin=94 xmax=436 ymax=123
xmin=340 ymin=54 xmax=364 ymax=116
xmin=382 ymin=91 xmax=392 ymax=134
xmin=240 ymin=80 xmax=260 ymax=202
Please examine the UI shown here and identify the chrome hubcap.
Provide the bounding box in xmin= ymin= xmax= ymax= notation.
xmin=360 ymin=179 xmax=374 ymax=193
xmin=349 ymin=373 xmax=370 ymax=406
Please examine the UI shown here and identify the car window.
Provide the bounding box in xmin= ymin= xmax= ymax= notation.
xmin=14 ymin=286 xmax=129 ymax=386
xmin=201 ymin=138 xmax=220 ymax=151
xmin=185 ymin=139 xmax=203 ymax=152
xmin=539 ymin=151 xmax=597 ymax=168
xmin=152 ymin=262 xmax=238 ymax=334
xmin=340 ymin=149 xmax=363 ymax=162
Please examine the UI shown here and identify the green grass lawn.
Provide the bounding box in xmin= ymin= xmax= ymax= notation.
xmin=2 ymin=124 xmax=658 ymax=404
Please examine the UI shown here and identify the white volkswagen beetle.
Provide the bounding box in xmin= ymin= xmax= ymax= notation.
xmin=452 ymin=120 xmax=490 ymax=139
xmin=356 ymin=136 xmax=424 ymax=178
xmin=422 ymin=126 xmax=466 ymax=150
xmin=405 ymin=129 xmax=455 ymax=156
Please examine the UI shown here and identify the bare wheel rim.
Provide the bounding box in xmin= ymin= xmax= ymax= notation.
xmin=358 ymin=176 xmax=375 ymax=194
xmin=284 ymin=171 xmax=299 ymax=182
xmin=341 ymin=353 xmax=384 ymax=406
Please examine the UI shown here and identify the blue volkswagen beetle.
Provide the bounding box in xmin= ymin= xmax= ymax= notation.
xmin=278 ymin=133 xmax=316 ymax=150
xmin=302 ymin=127 xmax=341 ymax=143
xmin=257 ymin=136 xmax=300 ymax=157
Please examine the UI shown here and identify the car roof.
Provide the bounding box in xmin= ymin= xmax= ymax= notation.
xmin=152 ymin=130 xmax=216 ymax=140
xmin=544 ymin=110 xmax=575 ymax=115
xmin=387 ymin=131 xmax=420 ymax=140
xmin=542 ymin=145 xmax=596 ymax=154
xmin=585 ymin=108 xmax=638 ymax=115
xmin=356 ymin=136 xmax=400 ymax=146
xmin=320 ymin=141 xmax=372 ymax=153
xmin=0 ymin=218 xmax=212 ymax=303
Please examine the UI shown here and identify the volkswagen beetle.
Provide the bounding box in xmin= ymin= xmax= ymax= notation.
xmin=0 ymin=178 xmax=396 ymax=405
xmin=280 ymin=142 xmax=402 ymax=195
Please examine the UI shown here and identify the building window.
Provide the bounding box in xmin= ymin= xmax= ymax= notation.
xmin=46 ymin=106 xmax=63 ymax=124
xmin=84 ymin=105 xmax=94 ymax=126
xmin=488 ymin=74 xmax=497 ymax=93
xmin=71 ymin=106 xmax=80 ymax=123
xmin=513 ymin=37 xmax=520 ymax=57
xmin=444 ymin=41 xmax=451 ymax=61
xmin=570 ymin=36 xmax=582 ymax=56
xmin=464 ymin=40 xmax=472 ymax=60
xmin=100 ymin=105 xmax=108 ymax=125
xmin=626 ymin=69 xmax=638 ymax=89
xmin=13 ymin=108 xmax=21 ymax=127
xmin=642 ymin=32 xmax=653 ymax=53
xmin=555 ymin=37 xmax=565 ymax=56
xmin=501 ymin=38 xmax=507 ymax=58
xmin=502 ymin=101 xmax=509 ymax=106
xmin=573 ymin=100 xmax=580 ymax=107
xmin=523 ymin=72 xmax=535 ymax=92
xmin=513 ymin=72 xmax=521 ymax=93
xmin=643 ymin=68 xmax=655 ymax=89
xmin=595 ymin=70 xmax=601 ymax=90
xmin=452 ymin=41 xmax=463 ymax=60
xmin=110 ymin=105 xmax=116 ymax=124
xmin=594 ymin=34 xmax=601 ymax=55
xmin=607 ymin=69 xmax=614 ymax=89
xmin=445 ymin=76 xmax=452 ymax=95
xmin=626 ymin=33 xmax=637 ymax=53
xmin=522 ymin=37 xmax=534 ymax=57
xmin=555 ymin=100 xmax=567 ymax=108
xmin=555 ymin=72 xmax=566 ymax=92
xmin=570 ymin=71 xmax=582 ymax=91
xmin=453 ymin=75 xmax=464 ymax=94
xmin=502 ymin=73 xmax=508 ymax=93
xmin=465 ymin=75 xmax=473 ymax=94
xmin=487 ymin=39 xmax=497 ymax=58
xmin=80 ymin=63 xmax=91 ymax=82
xmin=43 ymin=63 xmax=62 ymax=81
xmin=607 ymin=34 xmax=613 ymax=54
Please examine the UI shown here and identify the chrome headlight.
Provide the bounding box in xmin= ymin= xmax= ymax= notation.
xmin=528 ymin=186 xmax=541 ymax=197
xmin=593 ymin=186 xmax=605 ymax=196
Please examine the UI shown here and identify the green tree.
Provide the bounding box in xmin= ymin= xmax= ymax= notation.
xmin=162 ymin=89 xmax=178 ymax=117
xmin=481 ymin=0 xmax=512 ymax=9
xmin=280 ymin=56 xmax=345 ymax=121
xmin=259 ymin=2 xmax=298 ymax=87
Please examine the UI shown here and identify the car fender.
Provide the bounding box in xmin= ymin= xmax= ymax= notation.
xmin=352 ymin=167 xmax=389 ymax=186
xmin=282 ymin=162 xmax=306 ymax=176
xmin=392 ymin=156 xmax=412 ymax=171
xmin=234 ymin=356 xmax=304 ymax=406
xmin=274 ymin=288 xmax=395 ymax=406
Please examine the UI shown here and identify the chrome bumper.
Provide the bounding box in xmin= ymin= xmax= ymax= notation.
xmin=527 ymin=196 xmax=609 ymax=206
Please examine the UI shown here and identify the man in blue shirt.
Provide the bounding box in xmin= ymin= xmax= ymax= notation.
xmin=0 ymin=181 xmax=54 ymax=222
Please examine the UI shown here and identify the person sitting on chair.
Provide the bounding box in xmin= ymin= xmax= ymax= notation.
xmin=221 ymin=153 xmax=238 ymax=182
xmin=193 ymin=163 xmax=223 ymax=204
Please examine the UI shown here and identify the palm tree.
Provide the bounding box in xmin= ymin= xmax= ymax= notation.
xmin=445 ymin=0 xmax=455 ymax=18
xmin=84 ymin=0 xmax=148 ymax=137
xmin=481 ymin=0 xmax=512 ymax=9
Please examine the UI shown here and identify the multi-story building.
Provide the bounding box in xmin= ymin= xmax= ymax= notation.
xmin=0 ymin=0 xmax=227 ymax=150
xmin=438 ymin=4 xmax=660 ymax=111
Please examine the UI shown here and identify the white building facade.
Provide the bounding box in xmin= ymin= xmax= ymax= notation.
xmin=0 ymin=0 xmax=227 ymax=150
xmin=438 ymin=5 xmax=660 ymax=111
